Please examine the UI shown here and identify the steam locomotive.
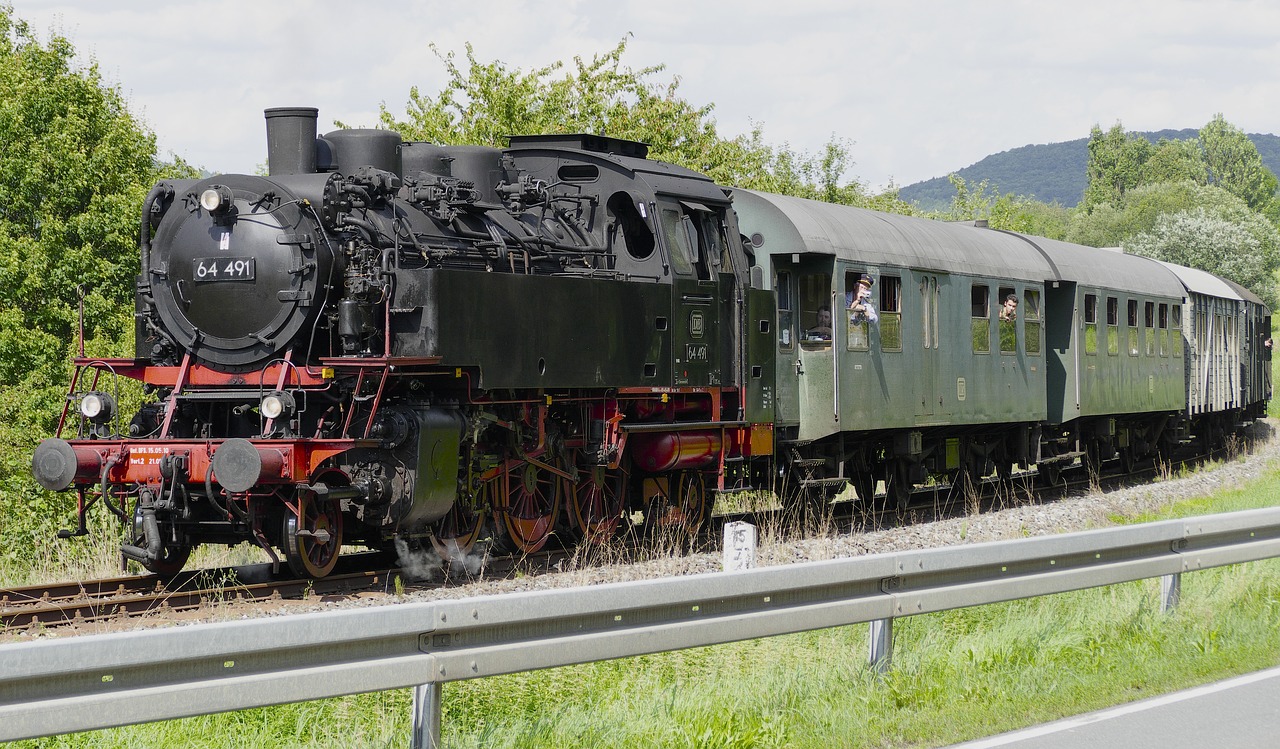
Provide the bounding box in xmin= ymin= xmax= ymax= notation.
xmin=31 ymin=107 xmax=1271 ymax=578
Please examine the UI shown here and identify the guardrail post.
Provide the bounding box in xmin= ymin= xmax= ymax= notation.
xmin=410 ymin=682 xmax=442 ymax=749
xmin=1161 ymin=573 xmax=1181 ymax=614
xmin=722 ymin=521 xmax=757 ymax=571
xmin=869 ymin=617 xmax=894 ymax=673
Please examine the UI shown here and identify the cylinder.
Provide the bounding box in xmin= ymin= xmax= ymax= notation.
xmin=265 ymin=107 xmax=319 ymax=176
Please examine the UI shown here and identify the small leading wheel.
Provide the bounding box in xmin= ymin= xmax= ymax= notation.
xmin=568 ymin=463 xmax=626 ymax=544
xmin=282 ymin=490 xmax=344 ymax=578
xmin=652 ymin=470 xmax=709 ymax=537
xmin=430 ymin=477 xmax=490 ymax=561
xmin=495 ymin=457 xmax=562 ymax=554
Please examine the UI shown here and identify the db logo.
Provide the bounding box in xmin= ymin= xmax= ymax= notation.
xmin=689 ymin=311 xmax=705 ymax=339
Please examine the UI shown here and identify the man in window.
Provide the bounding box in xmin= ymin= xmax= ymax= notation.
xmin=807 ymin=306 xmax=832 ymax=340
xmin=999 ymin=294 xmax=1018 ymax=322
xmin=850 ymin=275 xmax=878 ymax=325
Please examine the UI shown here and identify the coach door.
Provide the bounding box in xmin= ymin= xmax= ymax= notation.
xmin=659 ymin=200 xmax=723 ymax=387
xmin=916 ymin=272 xmax=948 ymax=423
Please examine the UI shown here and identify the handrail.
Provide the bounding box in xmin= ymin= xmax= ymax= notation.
xmin=3 ymin=506 xmax=1280 ymax=745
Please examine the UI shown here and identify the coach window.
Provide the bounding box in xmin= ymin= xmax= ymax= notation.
xmin=879 ymin=275 xmax=902 ymax=351
xmin=999 ymin=286 xmax=1017 ymax=354
xmin=1023 ymin=289 xmax=1041 ymax=355
xmin=1158 ymin=303 xmax=1170 ymax=356
xmin=844 ymin=270 xmax=870 ymax=351
xmin=777 ymin=270 xmax=794 ymax=351
xmin=1145 ymin=301 xmax=1156 ymax=356
xmin=1127 ymin=299 xmax=1140 ymax=356
xmin=1106 ymin=296 xmax=1119 ymax=355
xmin=800 ymin=273 xmax=833 ymax=349
xmin=1083 ymin=293 xmax=1098 ymax=355
xmin=1171 ymin=306 xmax=1184 ymax=357
xmin=971 ymin=284 xmax=990 ymax=353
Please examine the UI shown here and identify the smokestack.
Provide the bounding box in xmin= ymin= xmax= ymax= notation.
xmin=264 ymin=107 xmax=318 ymax=176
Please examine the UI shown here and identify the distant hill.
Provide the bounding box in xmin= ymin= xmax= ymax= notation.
xmin=898 ymin=130 xmax=1280 ymax=210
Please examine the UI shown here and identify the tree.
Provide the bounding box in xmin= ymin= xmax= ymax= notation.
xmin=374 ymin=38 xmax=906 ymax=212
xmin=1199 ymin=113 xmax=1279 ymax=213
xmin=1081 ymin=123 xmax=1154 ymax=211
xmin=0 ymin=5 xmax=185 ymax=561
xmin=1124 ymin=208 xmax=1278 ymax=306
xmin=932 ymin=174 xmax=1069 ymax=238
xmin=1138 ymin=138 xmax=1205 ymax=186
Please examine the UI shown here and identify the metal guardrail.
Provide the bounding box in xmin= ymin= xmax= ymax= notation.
xmin=4 ymin=507 xmax=1280 ymax=746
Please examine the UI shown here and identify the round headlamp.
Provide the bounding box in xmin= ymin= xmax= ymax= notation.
xmin=261 ymin=391 xmax=295 ymax=420
xmin=79 ymin=392 xmax=116 ymax=424
xmin=199 ymin=184 xmax=234 ymax=214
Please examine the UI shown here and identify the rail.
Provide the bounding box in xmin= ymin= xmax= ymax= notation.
xmin=3 ymin=507 xmax=1280 ymax=747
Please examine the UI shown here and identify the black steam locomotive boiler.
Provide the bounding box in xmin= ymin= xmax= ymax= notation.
xmin=32 ymin=107 xmax=778 ymax=577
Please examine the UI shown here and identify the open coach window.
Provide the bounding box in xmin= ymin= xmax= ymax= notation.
xmin=971 ymin=284 xmax=990 ymax=353
xmin=1023 ymin=289 xmax=1041 ymax=355
xmin=999 ymin=285 xmax=1017 ymax=354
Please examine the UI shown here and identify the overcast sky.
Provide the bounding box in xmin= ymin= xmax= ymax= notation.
xmin=9 ymin=0 xmax=1280 ymax=191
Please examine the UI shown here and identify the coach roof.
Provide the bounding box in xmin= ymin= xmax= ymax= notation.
xmin=1004 ymin=236 xmax=1186 ymax=299
xmin=733 ymin=190 xmax=1052 ymax=282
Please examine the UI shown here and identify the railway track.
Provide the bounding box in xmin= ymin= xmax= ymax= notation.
xmin=0 ymin=553 xmax=399 ymax=631
xmin=2 ymin=439 xmax=1255 ymax=633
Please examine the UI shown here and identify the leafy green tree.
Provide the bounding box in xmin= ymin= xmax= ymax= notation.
xmin=374 ymin=38 xmax=907 ymax=211
xmin=1199 ymin=113 xmax=1279 ymax=213
xmin=1081 ymin=123 xmax=1154 ymax=211
xmin=0 ymin=5 xmax=185 ymax=562
xmin=931 ymin=175 xmax=1069 ymax=238
xmin=1125 ymin=208 xmax=1279 ymax=306
xmin=1138 ymin=138 xmax=1205 ymax=186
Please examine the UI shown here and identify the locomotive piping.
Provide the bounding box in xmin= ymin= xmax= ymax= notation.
xmin=138 ymin=182 xmax=171 ymax=279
